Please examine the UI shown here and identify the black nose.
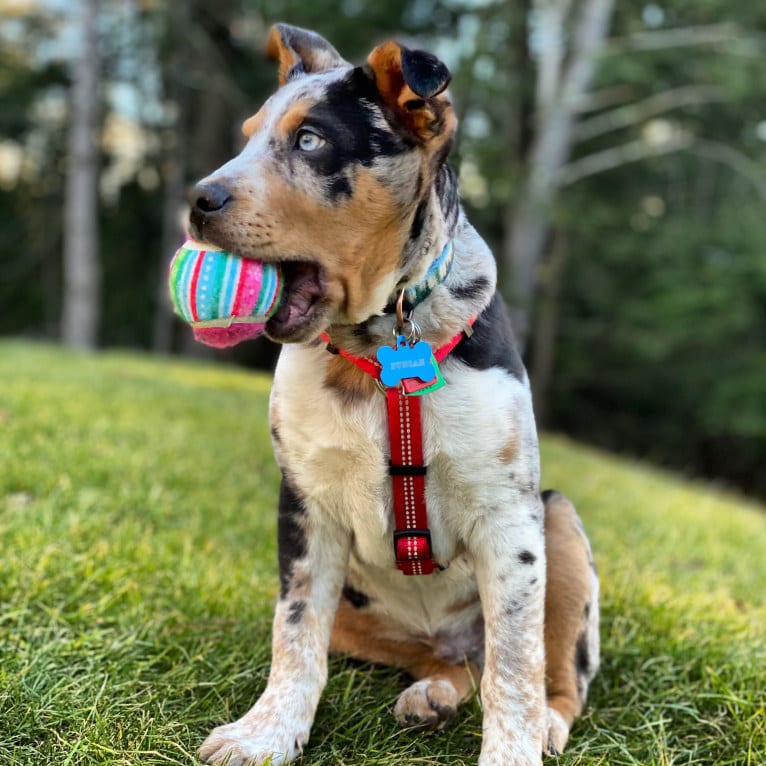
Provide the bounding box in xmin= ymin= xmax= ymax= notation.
xmin=188 ymin=182 xmax=233 ymax=236
xmin=189 ymin=182 xmax=233 ymax=215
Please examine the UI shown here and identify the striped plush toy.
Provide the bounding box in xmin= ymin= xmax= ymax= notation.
xmin=168 ymin=240 xmax=282 ymax=348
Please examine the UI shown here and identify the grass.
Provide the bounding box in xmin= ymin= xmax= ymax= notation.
xmin=0 ymin=339 xmax=764 ymax=766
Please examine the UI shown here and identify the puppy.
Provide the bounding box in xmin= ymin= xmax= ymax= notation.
xmin=188 ymin=24 xmax=600 ymax=766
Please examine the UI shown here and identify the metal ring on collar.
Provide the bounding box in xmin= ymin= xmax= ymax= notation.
xmin=391 ymin=317 xmax=421 ymax=345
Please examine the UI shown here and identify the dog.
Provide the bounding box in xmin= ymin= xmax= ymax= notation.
xmin=187 ymin=23 xmax=600 ymax=766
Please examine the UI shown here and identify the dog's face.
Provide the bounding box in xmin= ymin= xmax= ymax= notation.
xmin=188 ymin=24 xmax=455 ymax=343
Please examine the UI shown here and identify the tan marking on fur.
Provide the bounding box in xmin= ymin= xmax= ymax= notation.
xmin=271 ymin=613 xmax=323 ymax=674
xmin=229 ymin=169 xmax=407 ymax=321
xmin=242 ymin=108 xmax=267 ymax=138
xmin=330 ymin=601 xmax=479 ymax=702
xmin=366 ymin=41 xmax=456 ymax=144
xmin=266 ymin=25 xmax=345 ymax=89
xmin=277 ymin=101 xmax=311 ymax=140
xmin=366 ymin=43 xmax=409 ymax=110
xmin=324 ymin=355 xmax=380 ymax=402
xmin=267 ymin=26 xmax=302 ymax=87
xmin=498 ymin=429 xmax=519 ymax=464
xmin=544 ymin=492 xmax=592 ymax=731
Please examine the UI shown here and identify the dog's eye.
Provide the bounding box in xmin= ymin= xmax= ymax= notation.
xmin=296 ymin=129 xmax=326 ymax=152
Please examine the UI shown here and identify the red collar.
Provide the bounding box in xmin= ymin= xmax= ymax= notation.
xmin=320 ymin=322 xmax=474 ymax=575
xmin=319 ymin=325 xmax=470 ymax=382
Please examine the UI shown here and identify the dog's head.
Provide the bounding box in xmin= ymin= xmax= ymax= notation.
xmin=188 ymin=24 xmax=456 ymax=343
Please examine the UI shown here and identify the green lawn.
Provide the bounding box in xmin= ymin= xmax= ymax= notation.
xmin=1 ymin=340 xmax=763 ymax=766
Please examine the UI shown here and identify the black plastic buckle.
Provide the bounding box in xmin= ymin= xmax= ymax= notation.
xmin=388 ymin=461 xmax=427 ymax=477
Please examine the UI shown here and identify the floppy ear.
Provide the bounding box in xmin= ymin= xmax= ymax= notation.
xmin=267 ymin=24 xmax=348 ymax=86
xmin=366 ymin=41 xmax=453 ymax=142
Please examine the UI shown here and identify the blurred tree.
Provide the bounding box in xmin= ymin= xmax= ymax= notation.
xmin=539 ymin=2 xmax=766 ymax=494
xmin=447 ymin=0 xmax=766 ymax=495
xmin=61 ymin=0 xmax=102 ymax=349
xmin=0 ymin=7 xmax=68 ymax=338
xmin=505 ymin=0 xmax=615 ymax=351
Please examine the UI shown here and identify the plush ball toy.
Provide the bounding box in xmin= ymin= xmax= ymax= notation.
xmin=168 ymin=240 xmax=282 ymax=348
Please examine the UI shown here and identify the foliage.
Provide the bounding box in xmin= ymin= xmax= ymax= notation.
xmin=541 ymin=0 xmax=766 ymax=495
xmin=0 ymin=342 xmax=764 ymax=765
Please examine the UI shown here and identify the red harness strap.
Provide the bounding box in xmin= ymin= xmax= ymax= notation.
xmin=319 ymin=322 xmax=474 ymax=575
xmin=386 ymin=388 xmax=435 ymax=574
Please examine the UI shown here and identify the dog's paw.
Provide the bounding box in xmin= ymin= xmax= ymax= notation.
xmin=394 ymin=678 xmax=459 ymax=732
xmin=199 ymin=719 xmax=307 ymax=766
xmin=543 ymin=706 xmax=570 ymax=756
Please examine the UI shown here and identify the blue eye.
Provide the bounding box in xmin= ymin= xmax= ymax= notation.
xmin=296 ymin=129 xmax=326 ymax=152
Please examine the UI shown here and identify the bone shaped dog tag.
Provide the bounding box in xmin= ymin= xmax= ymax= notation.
xmin=377 ymin=335 xmax=437 ymax=388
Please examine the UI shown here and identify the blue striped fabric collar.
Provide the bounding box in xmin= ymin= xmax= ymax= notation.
xmin=389 ymin=240 xmax=454 ymax=312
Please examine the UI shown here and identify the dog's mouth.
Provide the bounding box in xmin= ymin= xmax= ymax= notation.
xmin=266 ymin=259 xmax=327 ymax=342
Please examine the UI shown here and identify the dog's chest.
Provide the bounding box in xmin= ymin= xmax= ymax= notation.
xmin=272 ymin=345 xmax=532 ymax=569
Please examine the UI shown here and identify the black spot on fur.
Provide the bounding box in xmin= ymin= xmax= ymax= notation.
xmin=409 ymin=199 xmax=428 ymax=241
xmin=277 ymin=476 xmax=307 ymax=599
xmin=452 ymin=292 xmax=526 ymax=382
xmin=300 ymin=70 xmax=408 ymax=203
xmin=436 ymin=164 xmax=459 ymax=231
xmin=327 ymin=174 xmax=352 ymax=199
xmin=519 ymin=550 xmax=536 ymax=565
xmin=541 ymin=488 xmax=559 ymax=504
xmin=575 ymin=632 xmax=591 ymax=678
xmin=287 ymin=600 xmax=306 ymax=624
xmin=505 ymin=600 xmax=522 ymax=616
xmin=342 ymin=584 xmax=371 ymax=609
xmin=286 ymin=63 xmax=305 ymax=82
xmin=449 ymin=276 xmax=490 ymax=302
xmin=270 ymin=424 xmax=281 ymax=444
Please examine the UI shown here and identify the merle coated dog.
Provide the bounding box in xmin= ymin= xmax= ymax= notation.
xmin=188 ymin=24 xmax=599 ymax=766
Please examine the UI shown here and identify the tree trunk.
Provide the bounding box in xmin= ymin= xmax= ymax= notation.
xmin=530 ymin=229 xmax=568 ymax=425
xmin=503 ymin=0 xmax=615 ymax=352
xmin=153 ymin=0 xmax=191 ymax=353
xmin=61 ymin=0 xmax=101 ymax=350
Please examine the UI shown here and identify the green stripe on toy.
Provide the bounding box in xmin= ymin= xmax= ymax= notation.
xmin=168 ymin=240 xmax=283 ymax=348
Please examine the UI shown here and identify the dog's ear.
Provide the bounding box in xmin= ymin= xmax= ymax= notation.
xmin=366 ymin=41 xmax=453 ymax=142
xmin=267 ymin=24 xmax=348 ymax=86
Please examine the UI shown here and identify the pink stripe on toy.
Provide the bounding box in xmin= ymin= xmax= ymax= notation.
xmin=233 ymin=257 xmax=265 ymax=317
xmin=188 ymin=251 xmax=205 ymax=322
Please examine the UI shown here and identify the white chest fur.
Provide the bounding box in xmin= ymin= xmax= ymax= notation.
xmin=271 ymin=343 xmax=539 ymax=574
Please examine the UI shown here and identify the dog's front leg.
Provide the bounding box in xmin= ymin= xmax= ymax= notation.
xmin=200 ymin=476 xmax=349 ymax=766
xmin=471 ymin=494 xmax=547 ymax=766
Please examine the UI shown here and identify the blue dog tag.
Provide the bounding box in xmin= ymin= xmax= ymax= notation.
xmin=377 ymin=335 xmax=437 ymax=388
